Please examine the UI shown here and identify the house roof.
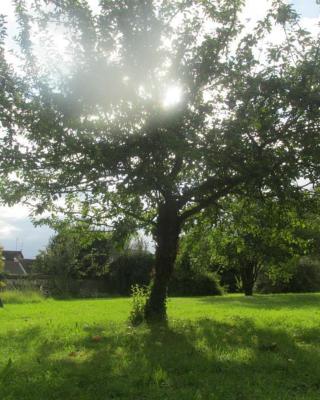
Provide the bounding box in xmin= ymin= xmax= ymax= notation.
xmin=2 ymin=250 xmax=24 ymax=261
xmin=4 ymin=260 xmax=26 ymax=275
xmin=2 ymin=250 xmax=27 ymax=275
xmin=22 ymin=259 xmax=34 ymax=274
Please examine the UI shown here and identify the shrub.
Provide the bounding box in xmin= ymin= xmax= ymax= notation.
xmin=219 ymin=268 xmax=239 ymax=293
xmin=170 ymin=251 xmax=224 ymax=296
xmin=257 ymin=257 xmax=320 ymax=293
xmin=289 ymin=257 xmax=320 ymax=292
xmin=129 ymin=284 xmax=150 ymax=326
xmin=109 ymin=252 xmax=154 ymax=295
xmin=169 ymin=271 xmax=223 ymax=296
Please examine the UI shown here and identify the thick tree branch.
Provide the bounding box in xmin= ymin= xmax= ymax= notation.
xmin=179 ymin=180 xmax=243 ymax=222
xmin=179 ymin=174 xmax=245 ymax=207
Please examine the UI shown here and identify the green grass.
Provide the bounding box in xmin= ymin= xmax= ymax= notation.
xmin=1 ymin=293 xmax=320 ymax=400
xmin=0 ymin=290 xmax=45 ymax=304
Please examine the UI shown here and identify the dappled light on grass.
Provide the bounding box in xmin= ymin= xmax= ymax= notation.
xmin=1 ymin=294 xmax=320 ymax=399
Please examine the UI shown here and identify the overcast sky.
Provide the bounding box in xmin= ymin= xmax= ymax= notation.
xmin=0 ymin=0 xmax=319 ymax=258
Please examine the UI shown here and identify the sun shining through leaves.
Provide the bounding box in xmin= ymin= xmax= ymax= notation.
xmin=162 ymin=85 xmax=182 ymax=108
xmin=36 ymin=32 xmax=69 ymax=59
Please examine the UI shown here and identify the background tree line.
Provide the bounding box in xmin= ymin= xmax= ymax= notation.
xmin=31 ymin=189 xmax=320 ymax=297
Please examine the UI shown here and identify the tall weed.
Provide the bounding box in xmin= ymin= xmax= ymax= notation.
xmin=0 ymin=290 xmax=45 ymax=304
xmin=129 ymin=284 xmax=150 ymax=326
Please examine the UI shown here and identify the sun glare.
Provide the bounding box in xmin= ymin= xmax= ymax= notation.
xmin=52 ymin=33 xmax=69 ymax=54
xmin=33 ymin=28 xmax=70 ymax=67
xmin=162 ymin=85 xmax=182 ymax=108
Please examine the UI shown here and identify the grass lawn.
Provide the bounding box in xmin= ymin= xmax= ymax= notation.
xmin=1 ymin=293 xmax=320 ymax=400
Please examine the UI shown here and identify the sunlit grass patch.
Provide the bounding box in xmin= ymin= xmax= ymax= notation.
xmin=0 ymin=290 xmax=45 ymax=304
xmin=1 ymin=294 xmax=320 ymax=400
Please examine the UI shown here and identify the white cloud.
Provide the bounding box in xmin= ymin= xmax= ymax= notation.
xmin=0 ymin=203 xmax=53 ymax=257
xmin=0 ymin=221 xmax=20 ymax=238
xmin=0 ymin=214 xmax=53 ymax=257
xmin=241 ymin=0 xmax=272 ymax=24
xmin=301 ymin=16 xmax=320 ymax=35
xmin=241 ymin=0 xmax=319 ymax=36
xmin=0 ymin=204 xmax=30 ymax=220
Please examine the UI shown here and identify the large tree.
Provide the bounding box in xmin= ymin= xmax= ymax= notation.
xmin=0 ymin=0 xmax=319 ymax=321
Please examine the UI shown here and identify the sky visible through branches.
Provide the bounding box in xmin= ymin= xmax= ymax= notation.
xmin=0 ymin=0 xmax=319 ymax=257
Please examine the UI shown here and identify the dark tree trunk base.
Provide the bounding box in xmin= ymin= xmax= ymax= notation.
xmin=145 ymin=275 xmax=169 ymax=324
xmin=0 ymin=298 xmax=3 ymax=308
xmin=241 ymin=261 xmax=257 ymax=297
xmin=243 ymin=283 xmax=254 ymax=296
xmin=144 ymin=304 xmax=167 ymax=324
xmin=144 ymin=201 xmax=180 ymax=324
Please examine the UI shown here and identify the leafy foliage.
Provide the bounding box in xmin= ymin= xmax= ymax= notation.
xmin=179 ymin=196 xmax=310 ymax=295
xmin=257 ymin=257 xmax=320 ymax=294
xmin=129 ymin=284 xmax=150 ymax=326
xmin=289 ymin=258 xmax=320 ymax=292
xmin=0 ymin=245 xmax=4 ymax=274
xmin=109 ymin=252 xmax=154 ymax=295
xmin=32 ymin=224 xmax=123 ymax=296
xmin=169 ymin=270 xmax=223 ymax=297
xmin=33 ymin=233 xmax=82 ymax=294
xmin=169 ymin=253 xmax=223 ymax=296
xmin=1 ymin=0 xmax=320 ymax=319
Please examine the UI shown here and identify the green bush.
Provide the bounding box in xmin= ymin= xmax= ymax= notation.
xmin=288 ymin=257 xmax=320 ymax=292
xmin=219 ymin=268 xmax=239 ymax=293
xmin=257 ymin=257 xmax=320 ymax=293
xmin=169 ymin=251 xmax=224 ymax=296
xmin=169 ymin=271 xmax=223 ymax=296
xmin=109 ymin=252 xmax=154 ymax=295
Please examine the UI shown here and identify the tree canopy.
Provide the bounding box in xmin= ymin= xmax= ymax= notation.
xmin=0 ymin=0 xmax=319 ymax=321
xmin=179 ymin=194 xmax=310 ymax=295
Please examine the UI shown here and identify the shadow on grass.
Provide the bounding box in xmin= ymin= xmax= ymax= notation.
xmin=197 ymin=292 xmax=320 ymax=310
xmin=1 ymin=317 xmax=320 ymax=400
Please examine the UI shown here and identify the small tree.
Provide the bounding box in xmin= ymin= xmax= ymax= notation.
xmin=33 ymin=223 xmax=122 ymax=278
xmin=34 ymin=233 xmax=81 ymax=294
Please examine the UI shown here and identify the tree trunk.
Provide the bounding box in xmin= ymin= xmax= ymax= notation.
xmin=243 ymin=282 xmax=253 ymax=296
xmin=240 ymin=261 xmax=256 ymax=296
xmin=145 ymin=201 xmax=180 ymax=323
xmin=0 ymin=297 xmax=3 ymax=308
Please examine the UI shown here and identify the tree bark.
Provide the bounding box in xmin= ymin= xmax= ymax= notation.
xmin=145 ymin=201 xmax=180 ymax=323
xmin=240 ymin=261 xmax=256 ymax=296
xmin=0 ymin=297 xmax=3 ymax=308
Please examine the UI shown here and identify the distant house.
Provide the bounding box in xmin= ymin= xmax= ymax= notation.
xmin=2 ymin=250 xmax=34 ymax=275
xmin=22 ymin=259 xmax=35 ymax=274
